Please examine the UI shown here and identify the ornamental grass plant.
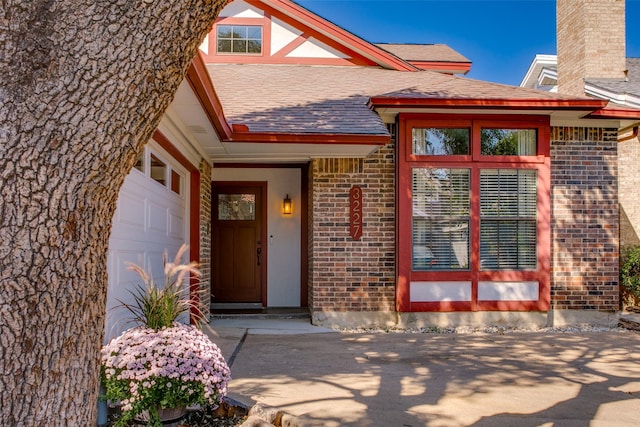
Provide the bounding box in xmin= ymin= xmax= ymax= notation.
xmin=119 ymin=244 xmax=204 ymax=330
xmin=101 ymin=245 xmax=231 ymax=427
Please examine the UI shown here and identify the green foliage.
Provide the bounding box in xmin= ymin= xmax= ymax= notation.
xmin=432 ymin=128 xmax=469 ymax=155
xmin=118 ymin=244 xmax=205 ymax=329
xmin=103 ymin=245 xmax=230 ymax=427
xmin=620 ymin=245 xmax=640 ymax=307
xmin=481 ymin=129 xmax=518 ymax=155
xmin=123 ymin=279 xmax=189 ymax=331
xmin=100 ymin=323 xmax=231 ymax=427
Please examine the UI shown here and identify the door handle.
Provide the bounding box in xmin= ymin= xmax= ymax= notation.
xmin=256 ymin=247 xmax=262 ymax=266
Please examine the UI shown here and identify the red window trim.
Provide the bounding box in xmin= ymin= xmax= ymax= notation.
xmin=212 ymin=16 xmax=271 ymax=58
xmin=405 ymin=119 xmax=473 ymax=162
xmin=405 ymin=114 xmax=549 ymax=164
xmin=397 ymin=114 xmax=551 ymax=313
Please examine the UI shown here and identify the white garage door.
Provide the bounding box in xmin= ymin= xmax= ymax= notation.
xmin=105 ymin=141 xmax=189 ymax=342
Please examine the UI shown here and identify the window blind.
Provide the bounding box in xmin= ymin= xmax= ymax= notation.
xmin=480 ymin=169 xmax=537 ymax=270
xmin=412 ymin=168 xmax=470 ymax=270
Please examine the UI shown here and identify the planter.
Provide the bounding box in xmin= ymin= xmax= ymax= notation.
xmin=134 ymin=406 xmax=186 ymax=426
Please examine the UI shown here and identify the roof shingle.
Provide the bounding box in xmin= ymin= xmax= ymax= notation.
xmin=208 ymin=63 xmax=590 ymax=135
xmin=587 ymin=58 xmax=640 ymax=97
xmin=375 ymin=43 xmax=471 ymax=64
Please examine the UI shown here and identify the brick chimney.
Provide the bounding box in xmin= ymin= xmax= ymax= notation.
xmin=556 ymin=0 xmax=626 ymax=96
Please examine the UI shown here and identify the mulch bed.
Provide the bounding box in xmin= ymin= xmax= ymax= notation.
xmin=105 ymin=399 xmax=249 ymax=426
xmin=181 ymin=401 xmax=248 ymax=427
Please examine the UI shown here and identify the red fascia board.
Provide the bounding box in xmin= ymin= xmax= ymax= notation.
xmin=152 ymin=130 xmax=198 ymax=173
xmin=410 ymin=61 xmax=472 ymax=74
xmin=256 ymin=0 xmax=417 ymax=72
xmin=185 ymin=53 xmax=233 ymax=140
xmin=586 ymin=107 xmax=640 ymax=119
xmin=229 ymin=130 xmax=389 ymax=145
xmin=368 ymin=97 xmax=608 ymax=111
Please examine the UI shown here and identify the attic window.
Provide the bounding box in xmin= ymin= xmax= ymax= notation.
xmin=217 ymin=25 xmax=262 ymax=54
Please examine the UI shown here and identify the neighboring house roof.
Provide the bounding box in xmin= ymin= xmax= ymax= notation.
xmin=587 ymin=58 xmax=640 ymax=107
xmin=207 ymin=63 xmax=604 ymax=136
xmin=520 ymin=54 xmax=558 ymax=90
xmin=521 ymin=55 xmax=640 ymax=108
xmin=375 ymin=43 xmax=472 ymax=74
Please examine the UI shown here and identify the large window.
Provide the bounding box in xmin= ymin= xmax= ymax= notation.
xmin=217 ymin=25 xmax=262 ymax=54
xmin=398 ymin=115 xmax=550 ymax=312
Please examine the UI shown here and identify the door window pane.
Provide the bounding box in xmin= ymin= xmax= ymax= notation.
xmin=412 ymin=168 xmax=470 ymax=270
xmin=133 ymin=153 xmax=144 ymax=173
xmin=170 ymin=170 xmax=181 ymax=195
xmin=150 ymin=154 xmax=166 ymax=186
xmin=218 ymin=194 xmax=256 ymax=220
xmin=412 ymin=128 xmax=470 ymax=155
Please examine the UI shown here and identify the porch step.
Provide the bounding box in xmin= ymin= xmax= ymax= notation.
xmin=210 ymin=306 xmax=310 ymax=320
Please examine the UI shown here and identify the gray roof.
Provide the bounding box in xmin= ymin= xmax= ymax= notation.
xmin=375 ymin=43 xmax=471 ymax=64
xmin=208 ymin=63 xmax=579 ymax=135
xmin=587 ymin=58 xmax=640 ymax=97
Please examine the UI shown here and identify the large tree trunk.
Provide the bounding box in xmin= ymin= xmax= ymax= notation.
xmin=0 ymin=1 xmax=226 ymax=424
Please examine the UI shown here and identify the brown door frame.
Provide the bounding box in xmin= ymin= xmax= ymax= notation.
xmin=212 ymin=181 xmax=268 ymax=306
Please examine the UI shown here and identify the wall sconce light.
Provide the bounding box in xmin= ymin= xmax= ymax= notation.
xmin=283 ymin=194 xmax=292 ymax=215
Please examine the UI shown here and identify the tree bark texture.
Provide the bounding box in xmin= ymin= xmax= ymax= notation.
xmin=0 ymin=1 xmax=226 ymax=425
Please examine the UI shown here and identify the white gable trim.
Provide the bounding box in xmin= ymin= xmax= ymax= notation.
xmin=520 ymin=54 xmax=557 ymax=89
xmin=220 ymin=0 xmax=264 ymax=18
xmin=271 ymin=17 xmax=302 ymax=55
xmin=586 ymin=85 xmax=640 ymax=109
xmin=199 ymin=34 xmax=210 ymax=56
xmin=286 ymin=37 xmax=350 ymax=59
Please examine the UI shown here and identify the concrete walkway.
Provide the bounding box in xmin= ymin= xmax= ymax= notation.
xmin=204 ymin=319 xmax=640 ymax=427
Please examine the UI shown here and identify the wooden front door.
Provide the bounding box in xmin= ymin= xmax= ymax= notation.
xmin=212 ymin=183 xmax=266 ymax=304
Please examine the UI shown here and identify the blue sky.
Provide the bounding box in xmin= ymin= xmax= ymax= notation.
xmin=296 ymin=0 xmax=640 ymax=86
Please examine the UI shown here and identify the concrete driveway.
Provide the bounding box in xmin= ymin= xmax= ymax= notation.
xmin=206 ymin=321 xmax=640 ymax=426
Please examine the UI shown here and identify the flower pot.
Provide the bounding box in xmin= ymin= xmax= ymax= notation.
xmin=158 ymin=406 xmax=186 ymax=425
xmin=134 ymin=406 xmax=186 ymax=426
xmin=101 ymin=324 xmax=231 ymax=426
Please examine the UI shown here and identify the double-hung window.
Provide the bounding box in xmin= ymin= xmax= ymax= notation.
xmin=398 ymin=115 xmax=550 ymax=312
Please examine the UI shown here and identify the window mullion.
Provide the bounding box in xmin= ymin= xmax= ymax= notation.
xmin=470 ymin=165 xmax=481 ymax=274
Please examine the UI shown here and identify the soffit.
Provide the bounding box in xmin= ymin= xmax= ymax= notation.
xmin=165 ymin=80 xmax=225 ymax=160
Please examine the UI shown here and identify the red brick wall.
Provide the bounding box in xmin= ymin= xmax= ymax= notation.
xmin=307 ymin=126 xmax=620 ymax=315
xmin=308 ymin=143 xmax=396 ymax=313
xmin=199 ymin=159 xmax=212 ymax=317
xmin=550 ymin=127 xmax=619 ymax=310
